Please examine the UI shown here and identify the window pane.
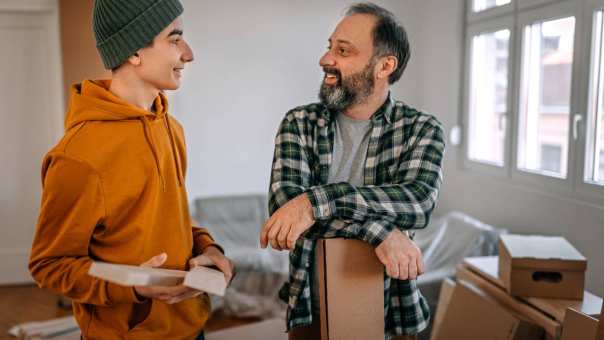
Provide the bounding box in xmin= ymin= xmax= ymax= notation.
xmin=473 ymin=0 xmax=511 ymax=13
xmin=586 ymin=11 xmax=604 ymax=185
xmin=468 ymin=29 xmax=510 ymax=166
xmin=517 ymin=16 xmax=575 ymax=178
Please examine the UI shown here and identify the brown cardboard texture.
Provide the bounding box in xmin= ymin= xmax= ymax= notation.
xmin=317 ymin=238 xmax=384 ymax=340
xmin=430 ymin=278 xmax=456 ymax=340
xmin=498 ymin=234 xmax=586 ymax=299
xmin=433 ymin=279 xmax=543 ymax=340
xmin=463 ymin=256 xmax=602 ymax=323
xmin=560 ymin=308 xmax=598 ymax=340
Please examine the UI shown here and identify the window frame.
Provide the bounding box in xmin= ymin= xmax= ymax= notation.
xmin=467 ymin=0 xmax=515 ymax=24
xmin=462 ymin=16 xmax=516 ymax=178
xmin=461 ymin=0 xmax=604 ymax=206
xmin=509 ymin=0 xmax=582 ymax=196
xmin=574 ymin=0 xmax=604 ymax=204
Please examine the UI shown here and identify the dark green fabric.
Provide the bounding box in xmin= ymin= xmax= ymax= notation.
xmin=93 ymin=0 xmax=183 ymax=69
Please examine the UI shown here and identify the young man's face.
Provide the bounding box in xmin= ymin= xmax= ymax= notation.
xmin=319 ymin=14 xmax=378 ymax=111
xmin=135 ymin=16 xmax=194 ymax=91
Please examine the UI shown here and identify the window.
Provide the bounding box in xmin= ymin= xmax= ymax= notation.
xmin=585 ymin=10 xmax=604 ymax=185
xmin=517 ymin=16 xmax=575 ymax=178
xmin=473 ymin=0 xmax=512 ymax=13
xmin=468 ymin=29 xmax=510 ymax=166
xmin=540 ymin=143 xmax=562 ymax=173
xmin=463 ymin=0 xmax=604 ymax=203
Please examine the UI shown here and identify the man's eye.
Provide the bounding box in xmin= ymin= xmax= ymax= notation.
xmin=339 ymin=48 xmax=348 ymax=55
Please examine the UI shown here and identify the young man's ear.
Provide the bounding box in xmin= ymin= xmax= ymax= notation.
xmin=127 ymin=52 xmax=142 ymax=66
xmin=376 ymin=56 xmax=398 ymax=81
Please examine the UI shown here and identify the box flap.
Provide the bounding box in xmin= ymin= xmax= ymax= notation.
xmin=433 ymin=279 xmax=542 ymax=340
xmin=430 ymin=278 xmax=456 ymax=340
xmin=560 ymin=308 xmax=598 ymax=340
xmin=500 ymin=235 xmax=586 ymax=270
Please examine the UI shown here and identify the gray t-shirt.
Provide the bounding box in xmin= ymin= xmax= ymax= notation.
xmin=311 ymin=113 xmax=372 ymax=316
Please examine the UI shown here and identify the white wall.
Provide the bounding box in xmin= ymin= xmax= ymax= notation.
xmin=169 ymin=0 xmax=420 ymax=200
xmin=403 ymin=0 xmax=604 ymax=296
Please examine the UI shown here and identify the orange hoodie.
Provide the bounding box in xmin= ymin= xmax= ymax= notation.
xmin=29 ymin=79 xmax=220 ymax=339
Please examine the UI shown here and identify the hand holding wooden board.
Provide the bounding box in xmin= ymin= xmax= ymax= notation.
xmin=88 ymin=262 xmax=227 ymax=296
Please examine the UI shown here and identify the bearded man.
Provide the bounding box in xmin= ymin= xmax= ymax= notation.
xmin=260 ymin=2 xmax=445 ymax=339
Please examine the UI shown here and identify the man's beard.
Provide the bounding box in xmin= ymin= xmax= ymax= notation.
xmin=318 ymin=59 xmax=376 ymax=112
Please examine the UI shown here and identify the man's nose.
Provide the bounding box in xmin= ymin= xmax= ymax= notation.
xmin=319 ymin=50 xmax=336 ymax=68
xmin=181 ymin=41 xmax=194 ymax=63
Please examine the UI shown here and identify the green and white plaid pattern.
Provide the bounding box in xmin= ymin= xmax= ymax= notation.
xmin=268 ymin=95 xmax=445 ymax=338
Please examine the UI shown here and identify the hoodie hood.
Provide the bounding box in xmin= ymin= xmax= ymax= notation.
xmin=65 ymin=79 xmax=168 ymax=130
xmin=64 ymin=79 xmax=182 ymax=190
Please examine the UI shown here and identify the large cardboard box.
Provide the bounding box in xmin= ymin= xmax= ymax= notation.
xmin=560 ymin=308 xmax=599 ymax=340
xmin=316 ymin=238 xmax=384 ymax=340
xmin=433 ymin=279 xmax=543 ymax=340
xmin=498 ymin=235 xmax=587 ymax=299
xmin=430 ymin=278 xmax=456 ymax=340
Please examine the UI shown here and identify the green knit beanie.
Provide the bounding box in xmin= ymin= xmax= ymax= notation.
xmin=93 ymin=0 xmax=184 ymax=70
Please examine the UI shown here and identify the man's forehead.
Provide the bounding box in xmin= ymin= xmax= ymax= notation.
xmin=330 ymin=14 xmax=376 ymax=47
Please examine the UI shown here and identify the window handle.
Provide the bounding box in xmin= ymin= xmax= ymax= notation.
xmin=573 ymin=114 xmax=583 ymax=141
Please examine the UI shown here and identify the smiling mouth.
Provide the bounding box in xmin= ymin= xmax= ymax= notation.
xmin=324 ymin=73 xmax=339 ymax=85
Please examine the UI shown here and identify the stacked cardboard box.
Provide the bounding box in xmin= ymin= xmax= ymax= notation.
xmin=498 ymin=235 xmax=587 ymax=300
xmin=432 ymin=234 xmax=601 ymax=340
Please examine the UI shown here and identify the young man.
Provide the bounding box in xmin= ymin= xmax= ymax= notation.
xmin=261 ymin=3 xmax=445 ymax=339
xmin=29 ymin=1 xmax=233 ymax=339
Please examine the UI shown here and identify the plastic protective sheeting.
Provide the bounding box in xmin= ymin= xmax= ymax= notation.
xmin=193 ymin=195 xmax=505 ymax=320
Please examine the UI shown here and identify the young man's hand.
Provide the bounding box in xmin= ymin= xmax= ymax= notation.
xmin=134 ymin=253 xmax=201 ymax=304
xmin=374 ymin=229 xmax=425 ymax=280
xmin=260 ymin=193 xmax=315 ymax=250
xmin=189 ymin=246 xmax=235 ymax=283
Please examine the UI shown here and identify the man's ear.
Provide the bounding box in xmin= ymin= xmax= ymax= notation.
xmin=376 ymin=56 xmax=398 ymax=81
xmin=127 ymin=52 xmax=142 ymax=66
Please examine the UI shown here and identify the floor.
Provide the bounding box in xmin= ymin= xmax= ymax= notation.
xmin=0 ymin=284 xmax=260 ymax=340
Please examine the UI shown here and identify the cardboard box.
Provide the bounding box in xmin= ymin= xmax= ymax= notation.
xmin=498 ymin=234 xmax=587 ymax=299
xmin=88 ymin=262 xmax=227 ymax=296
xmin=463 ymin=256 xmax=602 ymax=323
xmin=560 ymin=308 xmax=599 ymax=340
xmin=433 ymin=279 xmax=543 ymax=340
xmin=430 ymin=278 xmax=456 ymax=340
xmin=316 ymin=238 xmax=384 ymax=340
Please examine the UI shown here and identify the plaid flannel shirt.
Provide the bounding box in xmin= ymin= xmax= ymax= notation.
xmin=268 ymin=95 xmax=445 ymax=338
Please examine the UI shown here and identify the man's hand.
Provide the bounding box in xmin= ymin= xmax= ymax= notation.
xmin=134 ymin=253 xmax=201 ymax=304
xmin=260 ymin=193 xmax=315 ymax=250
xmin=375 ymin=229 xmax=424 ymax=280
xmin=189 ymin=246 xmax=235 ymax=283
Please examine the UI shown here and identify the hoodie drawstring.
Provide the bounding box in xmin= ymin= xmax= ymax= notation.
xmin=140 ymin=117 xmax=167 ymax=192
xmin=163 ymin=115 xmax=184 ymax=186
